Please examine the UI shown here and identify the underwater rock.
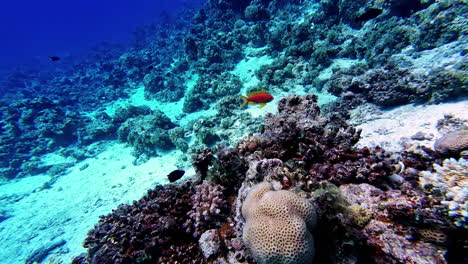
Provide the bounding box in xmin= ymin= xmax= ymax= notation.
xmin=168 ymin=127 xmax=189 ymax=152
xmin=112 ymin=105 xmax=152 ymax=124
xmin=25 ymin=239 xmax=66 ymax=264
xmin=199 ymin=229 xmax=222 ymax=260
xmin=80 ymin=112 xmax=117 ymax=144
xmin=117 ymin=109 xmax=177 ymax=157
xmin=434 ymin=130 xmax=468 ymax=157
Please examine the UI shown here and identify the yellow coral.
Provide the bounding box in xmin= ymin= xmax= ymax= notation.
xmin=348 ymin=204 xmax=372 ymax=228
xmin=242 ymin=182 xmax=316 ymax=264
xmin=419 ymin=229 xmax=447 ymax=245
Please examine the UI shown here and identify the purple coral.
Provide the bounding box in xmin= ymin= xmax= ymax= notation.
xmin=434 ymin=130 xmax=468 ymax=157
xmin=76 ymin=94 xmax=462 ymax=264
xmin=80 ymin=183 xmax=203 ymax=264
xmin=185 ymin=180 xmax=229 ymax=237
xmin=236 ymin=94 xmax=398 ymax=191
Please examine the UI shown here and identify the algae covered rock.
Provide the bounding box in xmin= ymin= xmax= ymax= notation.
xmin=117 ymin=109 xmax=177 ymax=157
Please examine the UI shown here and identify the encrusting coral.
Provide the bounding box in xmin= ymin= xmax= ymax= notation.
xmin=242 ymin=182 xmax=317 ymax=264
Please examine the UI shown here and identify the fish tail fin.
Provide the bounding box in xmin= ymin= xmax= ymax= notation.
xmin=238 ymin=95 xmax=248 ymax=107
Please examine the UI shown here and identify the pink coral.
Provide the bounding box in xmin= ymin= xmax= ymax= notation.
xmin=185 ymin=181 xmax=228 ymax=237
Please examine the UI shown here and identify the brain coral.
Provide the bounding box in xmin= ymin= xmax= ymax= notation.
xmin=242 ymin=182 xmax=317 ymax=264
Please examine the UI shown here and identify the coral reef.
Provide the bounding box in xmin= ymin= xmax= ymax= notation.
xmin=75 ymin=94 xmax=467 ymax=263
xmin=328 ymin=67 xmax=431 ymax=107
xmin=309 ymin=182 xmax=451 ymax=263
xmin=0 ymin=0 xmax=466 ymax=262
xmin=420 ymin=158 xmax=468 ymax=228
xmin=81 ymin=183 xmax=200 ymax=264
xmin=117 ymin=109 xmax=177 ymax=158
xmin=242 ymin=182 xmax=316 ymax=264
xmin=0 ymin=96 xmax=83 ymax=179
xmin=184 ymin=181 xmax=229 ymax=237
xmin=76 ymin=181 xmax=234 ymax=264
xmin=230 ymin=94 xmax=402 ymax=191
xmin=2 ymin=0 xmax=466 ymax=182
xmin=183 ymin=73 xmax=242 ymax=113
xmin=168 ymin=127 xmax=189 ymax=152
xmin=434 ymin=130 xmax=468 ymax=157
xmin=142 ymin=66 xmax=185 ymax=102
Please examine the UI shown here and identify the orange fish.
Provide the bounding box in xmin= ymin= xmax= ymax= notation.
xmin=238 ymin=90 xmax=274 ymax=109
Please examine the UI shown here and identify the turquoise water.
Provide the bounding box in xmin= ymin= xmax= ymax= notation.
xmin=0 ymin=1 xmax=466 ymax=263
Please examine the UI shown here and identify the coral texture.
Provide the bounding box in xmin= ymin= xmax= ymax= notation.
xmin=335 ymin=183 xmax=449 ymax=264
xmin=242 ymin=182 xmax=317 ymax=264
xmin=434 ymin=130 xmax=468 ymax=157
xmin=82 ymin=183 xmax=201 ymax=264
xmin=232 ymin=94 xmax=400 ymax=191
xmin=420 ymin=158 xmax=468 ymax=228
xmin=117 ymin=109 xmax=177 ymax=158
xmin=185 ymin=180 xmax=228 ymax=237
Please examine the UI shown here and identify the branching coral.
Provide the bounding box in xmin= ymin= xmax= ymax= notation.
xmin=420 ymin=158 xmax=468 ymax=228
xmin=185 ymin=180 xmax=228 ymax=237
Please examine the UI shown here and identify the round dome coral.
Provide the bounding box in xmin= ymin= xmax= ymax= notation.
xmin=434 ymin=130 xmax=468 ymax=157
xmin=242 ymin=182 xmax=317 ymax=264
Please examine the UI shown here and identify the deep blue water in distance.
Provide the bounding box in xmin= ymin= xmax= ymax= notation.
xmin=0 ymin=0 xmax=200 ymax=73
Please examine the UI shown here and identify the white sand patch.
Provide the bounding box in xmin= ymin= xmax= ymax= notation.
xmin=232 ymin=48 xmax=274 ymax=95
xmin=354 ymin=100 xmax=468 ymax=153
xmin=102 ymin=73 xmax=199 ymax=120
xmin=0 ymin=141 xmax=194 ymax=264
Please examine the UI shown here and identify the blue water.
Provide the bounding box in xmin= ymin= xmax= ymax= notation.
xmin=0 ymin=0 xmax=466 ymax=263
xmin=0 ymin=0 xmax=199 ymax=72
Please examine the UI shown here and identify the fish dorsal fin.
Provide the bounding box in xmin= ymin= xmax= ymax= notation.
xmin=247 ymin=90 xmax=267 ymax=97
